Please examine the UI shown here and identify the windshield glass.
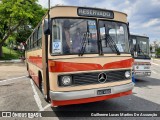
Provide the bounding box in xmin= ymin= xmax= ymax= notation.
xmin=51 ymin=18 xmax=98 ymax=55
xmin=136 ymin=37 xmax=149 ymax=56
xmin=130 ymin=36 xmax=150 ymax=58
xmin=99 ymin=20 xmax=129 ymax=53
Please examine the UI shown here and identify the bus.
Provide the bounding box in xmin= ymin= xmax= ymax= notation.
xmin=25 ymin=6 xmax=134 ymax=107
xmin=130 ymin=35 xmax=151 ymax=78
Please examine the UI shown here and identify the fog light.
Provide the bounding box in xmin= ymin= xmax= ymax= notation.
xmin=136 ymin=66 xmax=139 ymax=69
xmin=125 ymin=71 xmax=131 ymax=78
xmin=61 ymin=76 xmax=72 ymax=86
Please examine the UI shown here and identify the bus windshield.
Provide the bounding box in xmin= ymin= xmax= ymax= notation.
xmin=51 ymin=18 xmax=98 ymax=55
xmin=136 ymin=37 xmax=149 ymax=56
xmin=130 ymin=36 xmax=150 ymax=58
xmin=99 ymin=20 xmax=129 ymax=53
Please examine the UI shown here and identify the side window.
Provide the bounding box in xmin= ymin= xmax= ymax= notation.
xmin=31 ymin=36 xmax=33 ymax=49
xmin=33 ymin=33 xmax=35 ymax=48
xmin=52 ymin=25 xmax=60 ymax=41
xmin=27 ymin=39 xmax=30 ymax=50
xmin=37 ymin=24 xmax=42 ymax=47
xmin=29 ymin=38 xmax=31 ymax=50
xmin=52 ymin=24 xmax=61 ymax=54
xmin=34 ymin=30 xmax=38 ymax=48
xmin=132 ymin=39 xmax=136 ymax=45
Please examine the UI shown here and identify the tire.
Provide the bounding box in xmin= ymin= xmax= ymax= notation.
xmin=39 ymin=72 xmax=44 ymax=94
xmin=27 ymin=64 xmax=31 ymax=78
xmin=39 ymin=72 xmax=50 ymax=103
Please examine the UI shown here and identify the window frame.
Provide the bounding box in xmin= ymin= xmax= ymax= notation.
xmin=50 ymin=17 xmax=99 ymax=56
xmin=98 ymin=19 xmax=130 ymax=54
xmin=33 ymin=29 xmax=38 ymax=48
xmin=37 ymin=24 xmax=42 ymax=47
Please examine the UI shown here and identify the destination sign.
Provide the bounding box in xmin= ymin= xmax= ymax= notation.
xmin=77 ymin=7 xmax=114 ymax=19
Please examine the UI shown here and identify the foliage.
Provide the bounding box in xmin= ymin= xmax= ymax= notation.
xmin=5 ymin=35 xmax=16 ymax=45
xmin=0 ymin=0 xmax=47 ymax=44
xmin=156 ymin=48 xmax=160 ymax=55
xmin=16 ymin=27 xmax=32 ymax=43
xmin=0 ymin=46 xmax=23 ymax=60
xmin=0 ymin=0 xmax=47 ymax=57
xmin=150 ymin=46 xmax=152 ymax=51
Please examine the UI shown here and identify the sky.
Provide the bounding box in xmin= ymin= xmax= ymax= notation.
xmin=38 ymin=0 xmax=160 ymax=43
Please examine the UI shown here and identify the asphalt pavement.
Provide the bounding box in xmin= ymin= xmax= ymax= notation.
xmin=0 ymin=59 xmax=160 ymax=120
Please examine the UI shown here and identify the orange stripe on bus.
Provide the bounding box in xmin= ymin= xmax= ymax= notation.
xmin=103 ymin=58 xmax=133 ymax=69
xmin=28 ymin=56 xmax=42 ymax=69
xmin=48 ymin=61 xmax=102 ymax=72
xmin=49 ymin=58 xmax=133 ymax=72
xmin=29 ymin=69 xmax=39 ymax=87
xmin=51 ymin=90 xmax=132 ymax=107
xmin=28 ymin=56 xmax=133 ymax=72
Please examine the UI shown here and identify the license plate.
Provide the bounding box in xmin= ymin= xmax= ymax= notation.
xmin=144 ymin=66 xmax=150 ymax=69
xmin=97 ymin=89 xmax=111 ymax=95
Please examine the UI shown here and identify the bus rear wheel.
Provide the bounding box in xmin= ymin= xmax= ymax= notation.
xmin=27 ymin=64 xmax=31 ymax=78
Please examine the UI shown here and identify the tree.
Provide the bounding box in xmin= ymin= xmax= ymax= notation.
xmin=16 ymin=26 xmax=32 ymax=43
xmin=0 ymin=0 xmax=46 ymax=57
xmin=153 ymin=41 xmax=159 ymax=50
xmin=156 ymin=48 xmax=160 ymax=58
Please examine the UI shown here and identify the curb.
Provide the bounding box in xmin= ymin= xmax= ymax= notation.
xmin=151 ymin=58 xmax=160 ymax=62
xmin=0 ymin=59 xmax=24 ymax=63
xmin=153 ymin=59 xmax=160 ymax=61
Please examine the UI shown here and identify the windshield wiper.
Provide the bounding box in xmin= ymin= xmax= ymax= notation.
xmin=79 ymin=33 xmax=90 ymax=56
xmin=103 ymin=24 xmax=121 ymax=55
xmin=79 ymin=21 xmax=90 ymax=56
xmin=137 ymin=44 xmax=148 ymax=58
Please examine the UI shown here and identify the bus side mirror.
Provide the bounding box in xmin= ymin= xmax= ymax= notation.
xmin=44 ymin=19 xmax=51 ymax=35
xmin=24 ymin=44 xmax=27 ymax=50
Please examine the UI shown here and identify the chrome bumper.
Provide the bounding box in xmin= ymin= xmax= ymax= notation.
xmin=134 ymin=71 xmax=151 ymax=77
xmin=50 ymin=82 xmax=134 ymax=101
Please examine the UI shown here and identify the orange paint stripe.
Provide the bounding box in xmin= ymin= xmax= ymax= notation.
xmin=28 ymin=56 xmax=42 ymax=69
xmin=29 ymin=69 xmax=39 ymax=87
xmin=103 ymin=58 xmax=133 ymax=69
xmin=48 ymin=61 xmax=102 ymax=72
xmin=49 ymin=58 xmax=133 ymax=72
xmin=51 ymin=90 xmax=132 ymax=107
xmin=28 ymin=56 xmax=133 ymax=72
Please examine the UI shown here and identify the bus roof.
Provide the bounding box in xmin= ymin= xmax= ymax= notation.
xmin=130 ymin=34 xmax=149 ymax=39
xmin=50 ymin=5 xmax=127 ymax=16
xmin=48 ymin=5 xmax=128 ymax=23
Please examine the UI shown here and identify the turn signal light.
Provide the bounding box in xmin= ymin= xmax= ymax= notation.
xmin=49 ymin=61 xmax=55 ymax=72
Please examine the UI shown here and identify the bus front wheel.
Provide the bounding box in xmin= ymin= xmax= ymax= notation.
xmin=38 ymin=71 xmax=50 ymax=103
xmin=27 ymin=64 xmax=31 ymax=78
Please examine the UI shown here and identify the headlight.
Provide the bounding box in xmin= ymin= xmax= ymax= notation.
xmin=125 ymin=71 xmax=131 ymax=78
xmin=61 ymin=76 xmax=72 ymax=86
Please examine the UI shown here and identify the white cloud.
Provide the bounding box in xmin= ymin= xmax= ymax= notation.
xmin=37 ymin=0 xmax=160 ymax=41
xmin=38 ymin=0 xmax=67 ymax=8
xmin=151 ymin=0 xmax=160 ymax=5
xmin=142 ymin=18 xmax=160 ymax=28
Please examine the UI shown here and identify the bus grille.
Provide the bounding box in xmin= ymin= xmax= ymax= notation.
xmin=58 ymin=70 xmax=130 ymax=86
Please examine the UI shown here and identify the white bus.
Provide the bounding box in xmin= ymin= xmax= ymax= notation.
xmin=130 ymin=35 xmax=151 ymax=78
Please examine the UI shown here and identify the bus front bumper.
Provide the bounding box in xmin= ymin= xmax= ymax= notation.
xmin=134 ymin=71 xmax=151 ymax=77
xmin=50 ymin=82 xmax=134 ymax=101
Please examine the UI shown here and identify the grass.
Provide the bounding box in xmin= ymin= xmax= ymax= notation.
xmin=0 ymin=46 xmax=24 ymax=60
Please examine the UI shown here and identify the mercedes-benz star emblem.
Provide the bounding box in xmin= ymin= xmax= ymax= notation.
xmin=98 ymin=73 xmax=107 ymax=83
